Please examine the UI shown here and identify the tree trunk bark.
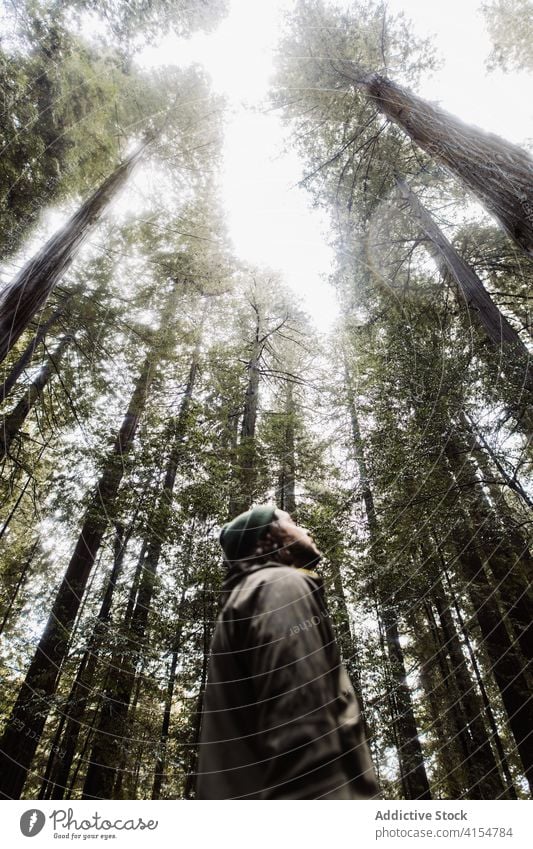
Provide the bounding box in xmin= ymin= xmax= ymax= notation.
xmin=397 ymin=179 xmax=533 ymax=399
xmin=0 ymin=541 xmax=39 ymax=636
xmin=464 ymin=412 xmax=533 ymax=510
xmin=277 ymin=382 xmax=296 ymax=515
xmin=0 ymin=351 xmax=153 ymax=799
xmin=82 ymin=350 xmax=199 ymax=799
xmin=0 ymin=296 xmax=71 ymax=404
xmin=441 ymin=561 xmax=518 ymax=798
xmin=151 ymin=590 xmax=187 ymax=800
xmin=444 ymin=432 xmax=533 ymax=672
xmin=430 ymin=582 xmax=509 ymax=797
xmin=344 ymin=364 xmax=431 ymax=799
xmin=0 ymin=142 xmax=147 ymax=365
xmin=452 ymin=521 xmax=533 ymax=795
xmin=183 ymin=577 xmax=213 ymax=799
xmin=0 ymin=333 xmax=74 ymax=458
xmin=359 ymin=72 xmax=533 ymax=258
xmin=39 ymin=515 xmax=139 ymax=800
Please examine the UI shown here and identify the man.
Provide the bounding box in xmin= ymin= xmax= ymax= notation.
xmin=196 ymin=504 xmax=379 ymax=800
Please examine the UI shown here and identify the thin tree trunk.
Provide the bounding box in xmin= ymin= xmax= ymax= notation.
xmin=278 ymin=382 xmax=296 ymax=515
xmin=229 ymin=342 xmax=261 ymax=518
xmin=0 ymin=297 xmax=71 ymax=404
xmin=397 ymin=179 xmax=533 ymax=399
xmin=0 ymin=333 xmax=74 ymax=458
xmin=452 ymin=520 xmax=533 ymax=794
xmin=151 ymin=592 xmax=187 ymax=800
xmin=151 ymin=529 xmax=195 ymax=800
xmin=344 ymin=364 xmax=431 ymax=799
xmin=183 ymin=577 xmax=212 ymax=799
xmin=0 ymin=352 xmax=154 ymax=799
xmin=356 ymin=72 xmax=533 ymax=258
xmin=430 ymin=583 xmax=509 ymax=797
xmin=464 ymin=412 xmax=533 ymax=510
xmin=0 ymin=540 xmax=39 ymax=636
xmin=112 ymin=663 xmax=145 ymax=799
xmin=444 ymin=432 xmax=533 ymax=672
xmin=441 ymin=561 xmax=518 ymax=798
xmin=82 ymin=350 xmax=199 ymax=799
xmin=0 ymin=142 xmax=148 ymax=364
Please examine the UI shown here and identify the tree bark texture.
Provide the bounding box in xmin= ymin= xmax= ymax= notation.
xmin=0 ymin=144 xmax=146 ymax=365
xmin=0 ymin=333 xmax=74 ymax=458
xmin=362 ymin=73 xmax=533 ymax=258
xmin=396 ymin=179 xmax=533 ymax=401
xmin=344 ymin=365 xmax=431 ymax=799
xmin=0 ymin=352 xmax=153 ymax=799
xmin=82 ymin=351 xmax=199 ymax=799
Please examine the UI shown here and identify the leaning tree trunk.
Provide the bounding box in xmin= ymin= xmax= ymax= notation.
xmin=0 ymin=333 xmax=74 ymax=458
xmin=0 ymin=540 xmax=39 ymax=636
xmin=0 ymin=141 xmax=148 ymax=365
xmin=397 ymin=179 xmax=533 ymax=401
xmin=82 ymin=350 xmax=199 ymax=800
xmin=0 ymin=295 xmax=73 ymax=404
xmin=0 ymin=351 xmax=154 ymax=799
xmin=344 ymin=365 xmax=431 ymax=799
xmin=229 ymin=338 xmax=261 ymax=518
xmin=356 ymin=72 xmax=533 ymax=258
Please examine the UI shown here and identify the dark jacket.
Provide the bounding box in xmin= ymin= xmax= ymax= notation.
xmin=196 ymin=560 xmax=379 ymax=799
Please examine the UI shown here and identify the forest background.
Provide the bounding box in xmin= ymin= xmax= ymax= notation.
xmin=0 ymin=0 xmax=532 ymax=801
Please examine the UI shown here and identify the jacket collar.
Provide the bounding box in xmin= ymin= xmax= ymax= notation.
xmin=221 ymin=559 xmax=324 ymax=604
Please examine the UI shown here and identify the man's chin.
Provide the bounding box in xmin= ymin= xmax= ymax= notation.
xmin=292 ymin=543 xmax=322 ymax=569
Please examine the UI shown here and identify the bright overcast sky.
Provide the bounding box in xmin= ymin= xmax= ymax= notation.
xmin=138 ymin=0 xmax=533 ymax=333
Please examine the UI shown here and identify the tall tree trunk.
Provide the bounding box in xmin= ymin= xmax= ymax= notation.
xmin=356 ymin=72 xmax=533 ymax=258
xmin=0 ymin=296 xmax=72 ymax=404
xmin=329 ymin=557 xmax=365 ymax=713
xmin=0 ymin=541 xmax=39 ymax=636
xmin=451 ymin=517 xmax=533 ymax=794
xmin=39 ymin=512 xmax=141 ymax=800
xmin=277 ymin=382 xmax=296 ymax=515
xmin=82 ymin=350 xmax=199 ymax=799
xmin=344 ymin=365 xmax=431 ymax=799
xmin=183 ymin=576 xmax=213 ymax=799
xmin=427 ymin=577 xmax=509 ymax=798
xmin=0 ymin=351 xmax=154 ymax=799
xmin=417 ymin=649 xmax=465 ymax=798
xmin=396 ymin=179 xmax=533 ymax=401
xmin=0 ymin=333 xmax=74 ymax=458
xmin=441 ymin=560 xmax=518 ymax=798
xmin=151 ymin=527 xmax=195 ymax=800
xmin=229 ymin=340 xmax=261 ymax=518
xmin=464 ymin=412 xmax=533 ymax=510
xmin=0 ymin=142 xmax=148 ymax=365
xmin=444 ymin=432 xmax=533 ymax=671
xmin=151 ymin=588 xmax=187 ymax=800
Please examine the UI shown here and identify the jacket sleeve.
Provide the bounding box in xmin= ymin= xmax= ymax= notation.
xmin=240 ymin=568 xmax=359 ymax=799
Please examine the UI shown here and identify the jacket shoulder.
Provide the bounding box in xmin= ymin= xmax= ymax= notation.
xmin=225 ymin=565 xmax=322 ymax=620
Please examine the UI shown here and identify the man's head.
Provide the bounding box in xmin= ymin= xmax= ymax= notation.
xmin=219 ymin=505 xmax=321 ymax=569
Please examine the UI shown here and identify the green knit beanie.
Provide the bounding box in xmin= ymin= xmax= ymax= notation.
xmin=219 ymin=505 xmax=277 ymax=563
